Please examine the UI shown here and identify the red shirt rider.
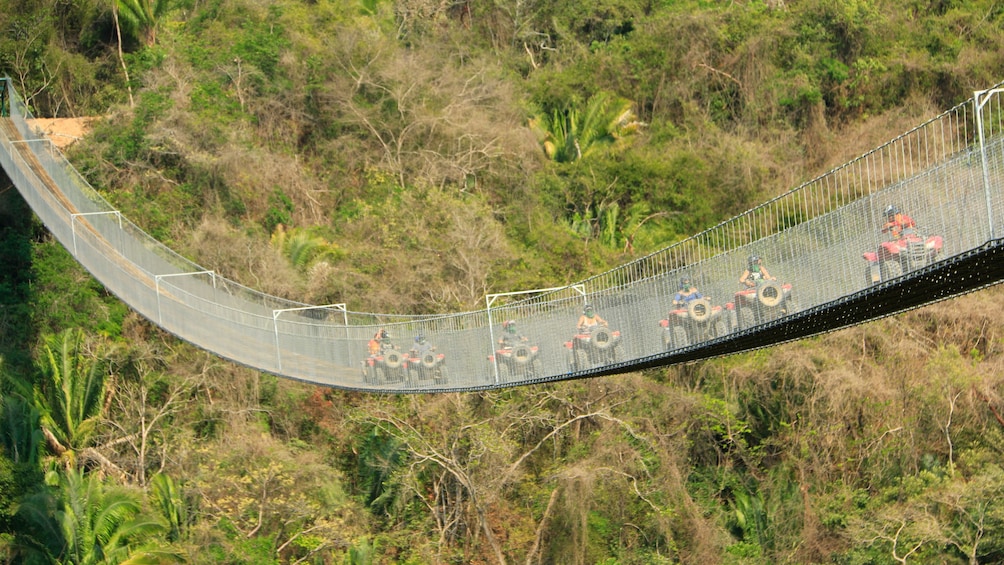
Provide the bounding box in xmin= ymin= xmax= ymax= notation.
xmin=881 ymin=205 xmax=916 ymax=239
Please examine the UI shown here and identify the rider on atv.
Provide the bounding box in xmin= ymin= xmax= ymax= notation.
xmin=499 ymin=319 xmax=528 ymax=348
xmin=733 ymin=256 xmax=797 ymax=329
xmin=368 ymin=328 xmax=393 ymax=355
xmin=881 ymin=204 xmax=916 ymax=239
xmin=566 ymin=304 xmax=622 ymax=371
xmin=404 ymin=334 xmax=448 ymax=386
xmin=739 ymin=255 xmax=775 ymax=289
xmin=673 ymin=276 xmax=703 ymax=306
xmin=577 ymin=304 xmax=608 ymax=332
xmin=362 ymin=328 xmax=405 ymax=384
xmin=864 ymin=204 xmax=942 ymax=284
xmin=662 ymin=277 xmax=727 ymax=349
xmin=491 ymin=320 xmax=541 ymax=382
xmin=411 ymin=334 xmax=433 ymax=356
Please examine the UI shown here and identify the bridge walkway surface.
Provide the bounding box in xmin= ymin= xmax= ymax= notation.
xmin=1 ymin=78 xmax=1003 ymax=392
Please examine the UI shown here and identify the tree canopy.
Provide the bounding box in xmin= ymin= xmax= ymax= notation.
xmin=2 ymin=0 xmax=1004 ymax=562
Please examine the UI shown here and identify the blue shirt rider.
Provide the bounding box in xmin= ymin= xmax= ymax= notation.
xmin=411 ymin=334 xmax=433 ymax=356
xmin=673 ymin=276 xmax=703 ymax=306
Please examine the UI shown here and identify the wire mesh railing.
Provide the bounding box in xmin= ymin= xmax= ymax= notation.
xmin=2 ymin=77 xmax=1003 ymax=392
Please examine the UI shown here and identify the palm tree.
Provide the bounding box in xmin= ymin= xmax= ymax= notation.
xmin=148 ymin=474 xmax=188 ymax=543
xmin=33 ymin=330 xmax=109 ymax=470
xmin=110 ymin=0 xmax=169 ymax=107
xmin=115 ymin=0 xmax=171 ymax=47
xmin=0 ymin=394 xmax=43 ymax=468
xmin=529 ymin=92 xmax=644 ymax=163
xmin=13 ymin=469 xmax=182 ymax=564
xmin=270 ymin=225 xmax=343 ymax=272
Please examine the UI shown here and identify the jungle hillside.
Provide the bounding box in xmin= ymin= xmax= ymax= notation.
xmin=3 ymin=0 xmax=1004 ymax=563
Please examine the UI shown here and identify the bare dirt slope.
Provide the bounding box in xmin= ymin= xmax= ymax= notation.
xmin=28 ymin=118 xmax=95 ymax=149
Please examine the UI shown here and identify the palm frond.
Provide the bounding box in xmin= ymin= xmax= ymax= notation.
xmin=0 ymin=394 xmax=43 ymax=465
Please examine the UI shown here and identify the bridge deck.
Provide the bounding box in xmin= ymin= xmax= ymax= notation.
xmin=2 ymin=79 xmax=1004 ymax=392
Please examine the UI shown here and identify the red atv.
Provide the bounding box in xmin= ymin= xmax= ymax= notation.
xmin=564 ymin=325 xmax=624 ymax=372
xmin=489 ymin=341 xmax=543 ymax=382
xmin=864 ymin=231 xmax=943 ymax=284
xmin=660 ymin=298 xmax=730 ymax=350
xmin=361 ymin=346 xmax=407 ymax=384
xmin=733 ymin=280 xmax=798 ymax=330
xmin=403 ymin=347 xmax=448 ymax=385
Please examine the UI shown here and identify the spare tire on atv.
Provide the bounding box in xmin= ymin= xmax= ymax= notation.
xmin=421 ymin=352 xmax=437 ymax=369
xmin=687 ymin=298 xmax=713 ymax=322
xmin=384 ymin=350 xmax=403 ymax=369
xmin=905 ymin=240 xmax=929 ymax=270
xmin=592 ymin=327 xmax=614 ymax=350
xmin=757 ymin=281 xmax=783 ymax=307
xmin=512 ymin=344 xmax=533 ymax=364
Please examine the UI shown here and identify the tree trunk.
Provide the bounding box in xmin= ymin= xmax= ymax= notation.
xmin=42 ymin=426 xmax=66 ymax=457
xmin=111 ymin=4 xmax=135 ymax=108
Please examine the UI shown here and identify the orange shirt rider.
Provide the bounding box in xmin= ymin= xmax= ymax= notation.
xmin=881 ymin=205 xmax=916 ymax=240
xmin=577 ymin=304 xmax=608 ymax=332
xmin=368 ymin=328 xmax=390 ymax=355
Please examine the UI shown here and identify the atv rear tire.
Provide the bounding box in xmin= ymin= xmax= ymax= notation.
xmin=757 ymin=281 xmax=783 ymax=307
xmin=612 ymin=344 xmax=624 ymax=362
xmin=688 ymin=298 xmax=713 ymax=322
xmin=497 ymin=362 xmax=510 ymax=382
xmin=713 ymin=319 xmax=727 ymax=339
xmin=592 ymin=327 xmax=614 ymax=350
xmin=738 ymin=305 xmax=756 ymax=329
xmin=434 ymin=365 xmax=448 ymax=385
xmin=421 ymin=352 xmax=437 ymax=369
xmin=384 ymin=350 xmax=403 ymax=369
xmin=672 ymin=326 xmax=689 ymax=349
xmin=879 ymin=259 xmax=903 ymax=281
xmin=512 ymin=344 xmax=533 ymax=365
xmin=783 ymin=295 xmax=800 ymax=316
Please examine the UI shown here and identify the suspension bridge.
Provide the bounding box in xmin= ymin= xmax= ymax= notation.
xmin=2 ymin=78 xmax=1003 ymax=393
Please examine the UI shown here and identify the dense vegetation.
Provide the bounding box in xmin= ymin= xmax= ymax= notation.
xmin=3 ymin=0 xmax=1004 ymax=562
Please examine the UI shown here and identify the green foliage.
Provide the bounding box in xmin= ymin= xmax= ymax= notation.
xmin=184 ymin=6 xmax=290 ymax=93
xmin=0 ymin=394 xmax=43 ymax=468
xmin=0 ymin=454 xmax=16 ymax=535
xmin=730 ymin=485 xmax=769 ymax=549
xmin=724 ymin=541 xmax=762 ymax=564
xmin=116 ymin=0 xmax=172 ymax=47
xmin=233 ymin=14 xmax=288 ymax=80
xmin=34 ymin=329 xmax=108 ymax=465
xmin=529 ymin=91 xmax=643 ymax=163
xmin=81 ymin=88 xmax=171 ymax=169
xmin=149 ymin=474 xmax=189 ymax=543
xmin=13 ymin=468 xmax=174 ymax=564
xmin=345 ymin=537 xmax=374 ymax=565
xmin=269 ymin=224 xmax=343 ymax=271
xmin=501 ymin=195 xmax=615 ymax=285
xmin=535 ymin=145 xmax=718 ymax=253
xmin=263 ymin=189 xmax=293 ymax=234
xmin=351 ymin=425 xmax=409 ymax=518
xmin=0 ymin=189 xmax=36 ymax=360
xmin=30 ymin=241 xmax=124 ymax=338
xmin=0 ymin=8 xmax=54 ymax=114
xmin=5 ymin=0 xmax=1004 ymax=563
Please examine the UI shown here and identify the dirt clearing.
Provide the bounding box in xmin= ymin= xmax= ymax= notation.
xmin=28 ymin=117 xmax=95 ymax=149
